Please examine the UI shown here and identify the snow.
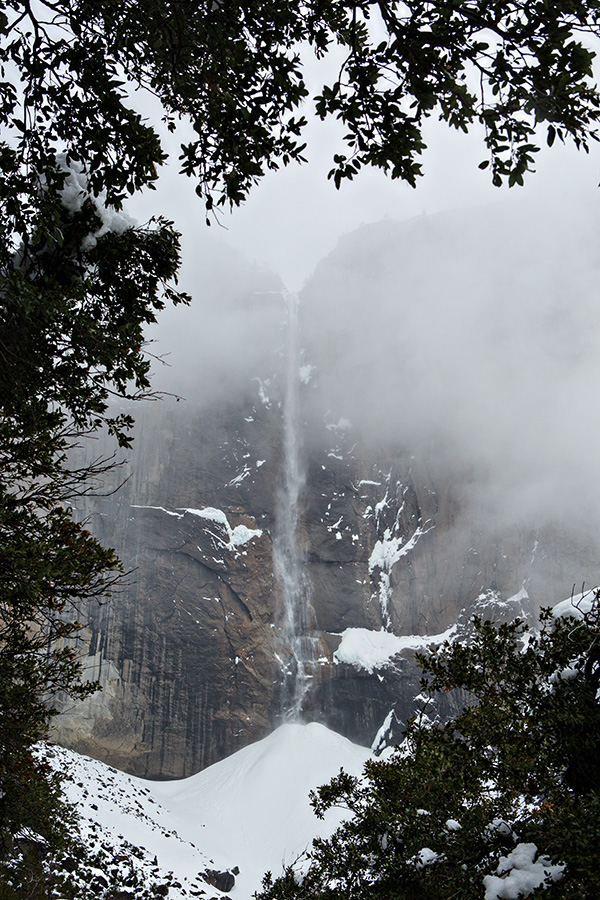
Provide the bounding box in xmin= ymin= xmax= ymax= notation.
xmin=368 ymin=523 xmax=431 ymax=574
xmin=367 ymin=518 xmax=433 ymax=627
xmin=484 ymin=819 xmax=514 ymax=840
xmin=371 ymin=709 xmax=395 ymax=752
xmin=414 ymin=847 xmax=439 ymax=868
xmin=57 ymin=157 xmax=89 ymax=214
xmin=506 ymin=587 xmax=529 ymax=606
xmin=374 ymin=493 xmax=390 ymax=517
xmin=186 ymin=506 xmax=231 ymax=527
xmin=325 ymin=417 xmax=352 ymax=431
xmin=483 ymin=843 xmax=565 ymax=899
xmin=253 ymin=377 xmax=271 ymax=407
xmin=334 ymin=626 xmax=457 ymax=673
xmin=57 ymin=153 xmax=136 ymax=248
xmin=299 ymin=364 xmax=315 ymax=384
xmin=228 ymin=466 xmax=252 ymax=486
xmin=550 ymin=665 xmax=579 ymax=684
xmin=131 ymin=504 xmax=184 ymax=518
xmin=44 ymin=743 xmax=214 ymax=898
xmin=553 ymin=588 xmax=598 ymax=620
xmin=132 ymin=505 xmax=263 ymax=551
xmin=229 ymin=524 xmax=262 ymax=547
xmin=47 ymin=723 xmax=371 ymax=899
xmin=154 ymin=722 xmax=371 ymax=893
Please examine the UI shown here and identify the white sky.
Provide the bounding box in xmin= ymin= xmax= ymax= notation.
xmin=130 ymin=96 xmax=600 ymax=291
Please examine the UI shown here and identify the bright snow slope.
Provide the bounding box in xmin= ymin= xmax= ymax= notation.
xmin=55 ymin=722 xmax=372 ymax=899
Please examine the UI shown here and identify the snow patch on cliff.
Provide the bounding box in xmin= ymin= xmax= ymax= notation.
xmin=183 ymin=507 xmax=263 ymax=549
xmin=131 ymin=504 xmax=184 ymax=518
xmin=131 ymin=505 xmax=262 ymax=551
xmin=368 ymin=521 xmax=434 ymax=627
xmin=368 ymin=523 xmax=433 ymax=573
xmin=334 ymin=625 xmax=458 ymax=673
xmin=299 ymin=364 xmax=315 ymax=384
xmin=253 ymin=376 xmax=271 ymax=407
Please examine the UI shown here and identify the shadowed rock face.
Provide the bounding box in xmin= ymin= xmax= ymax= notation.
xmin=53 ymin=210 xmax=600 ymax=777
xmin=54 ymin=387 xmax=597 ymax=777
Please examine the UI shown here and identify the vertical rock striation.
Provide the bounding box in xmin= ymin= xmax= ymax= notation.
xmin=53 ymin=207 xmax=600 ymax=776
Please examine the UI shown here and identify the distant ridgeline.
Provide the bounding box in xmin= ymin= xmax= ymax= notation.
xmin=53 ymin=204 xmax=600 ymax=777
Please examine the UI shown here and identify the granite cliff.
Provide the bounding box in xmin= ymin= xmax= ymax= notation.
xmin=53 ymin=205 xmax=600 ymax=777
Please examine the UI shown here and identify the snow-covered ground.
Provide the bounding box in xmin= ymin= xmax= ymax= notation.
xmin=45 ymin=589 xmax=592 ymax=898
xmin=47 ymin=722 xmax=372 ymax=899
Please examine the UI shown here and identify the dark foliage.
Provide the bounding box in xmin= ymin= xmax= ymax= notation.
xmin=257 ymin=595 xmax=600 ymax=899
xmin=0 ymin=0 xmax=193 ymax=866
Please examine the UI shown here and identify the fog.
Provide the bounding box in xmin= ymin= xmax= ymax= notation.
xmin=136 ymin=106 xmax=600 ymax=549
xmin=300 ymin=192 xmax=600 ymax=537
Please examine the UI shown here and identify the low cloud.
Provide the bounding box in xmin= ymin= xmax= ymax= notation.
xmin=300 ymin=190 xmax=600 ymax=537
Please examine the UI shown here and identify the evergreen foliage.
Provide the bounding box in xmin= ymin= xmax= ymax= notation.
xmin=1 ymin=0 xmax=192 ymax=866
xmin=257 ymin=596 xmax=600 ymax=899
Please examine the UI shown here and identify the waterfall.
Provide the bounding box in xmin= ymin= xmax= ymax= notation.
xmin=273 ymin=292 xmax=314 ymax=719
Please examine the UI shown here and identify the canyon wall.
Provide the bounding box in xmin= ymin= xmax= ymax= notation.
xmin=53 ymin=206 xmax=600 ymax=777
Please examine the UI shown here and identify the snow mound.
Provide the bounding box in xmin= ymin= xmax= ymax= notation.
xmin=49 ymin=722 xmax=371 ymax=898
xmin=152 ymin=722 xmax=371 ymax=894
xmin=553 ymin=588 xmax=598 ymax=620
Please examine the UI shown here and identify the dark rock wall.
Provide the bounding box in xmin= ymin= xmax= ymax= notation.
xmin=53 ymin=385 xmax=597 ymax=777
xmin=52 ymin=209 xmax=600 ymax=777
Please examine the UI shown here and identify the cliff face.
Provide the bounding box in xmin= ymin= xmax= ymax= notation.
xmin=53 ymin=207 xmax=600 ymax=777
xmin=55 ymin=391 xmax=596 ymax=777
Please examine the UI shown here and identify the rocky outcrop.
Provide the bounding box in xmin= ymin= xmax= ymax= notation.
xmin=53 ymin=205 xmax=600 ymax=776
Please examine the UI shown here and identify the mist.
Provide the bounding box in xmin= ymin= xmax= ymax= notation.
xmin=146 ymin=179 xmax=600 ymax=557
xmin=299 ymin=189 xmax=600 ymax=540
xmin=145 ymin=236 xmax=284 ymax=406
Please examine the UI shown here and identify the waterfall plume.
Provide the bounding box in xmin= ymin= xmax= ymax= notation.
xmin=273 ymin=292 xmax=315 ymax=719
